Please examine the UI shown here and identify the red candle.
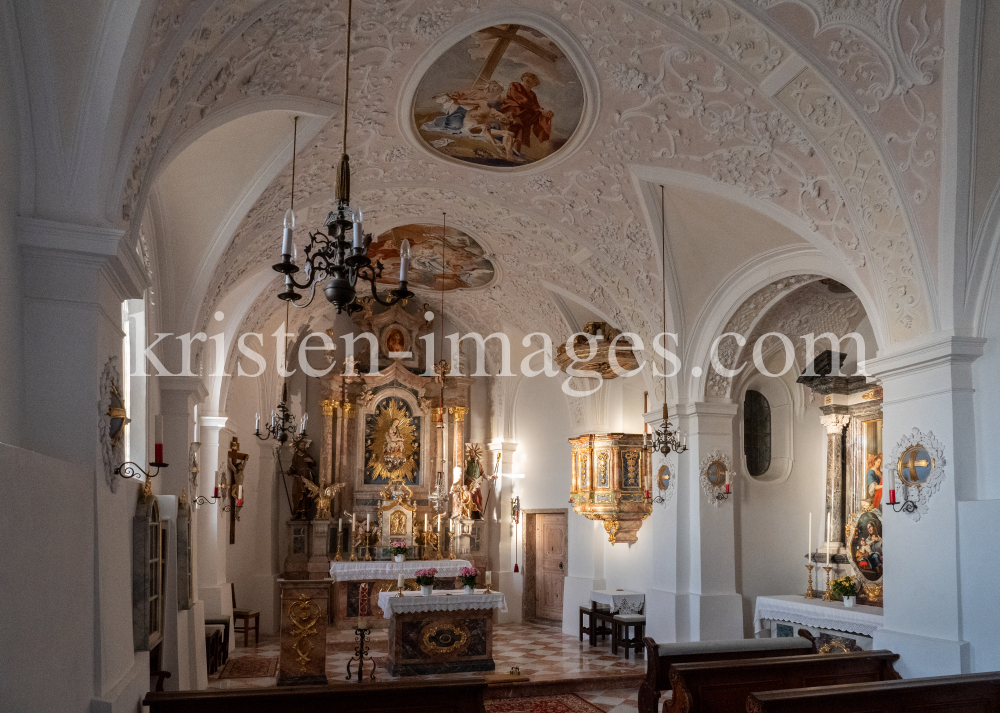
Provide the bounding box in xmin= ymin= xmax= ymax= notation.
xmin=889 ymin=489 xmax=897 ymax=505
xmin=725 ymin=483 xmax=731 ymax=494
xmin=154 ymin=415 xmax=164 ymax=463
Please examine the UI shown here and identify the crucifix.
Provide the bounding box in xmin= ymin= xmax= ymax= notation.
xmin=472 ymin=24 xmax=558 ymax=87
xmin=227 ymin=437 xmax=249 ymax=544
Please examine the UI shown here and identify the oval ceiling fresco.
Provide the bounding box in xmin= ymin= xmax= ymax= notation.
xmin=413 ymin=24 xmax=585 ymax=168
xmin=369 ymin=223 xmax=495 ymax=291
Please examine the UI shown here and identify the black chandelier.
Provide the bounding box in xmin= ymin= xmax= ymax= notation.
xmin=648 ymin=185 xmax=687 ymax=458
xmin=254 ymin=382 xmax=304 ymax=445
xmin=272 ymin=0 xmax=413 ymax=314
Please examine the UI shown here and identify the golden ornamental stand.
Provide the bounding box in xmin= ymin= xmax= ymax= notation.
xmin=363 ymin=530 xmax=373 ymax=562
xmin=334 ymin=529 xmax=344 ymax=562
xmin=803 ymin=564 xmax=815 ymax=599
xmin=821 ymin=566 xmax=833 ymax=601
xmin=349 ymin=529 xmax=359 ymax=562
xmin=448 ymin=530 xmax=456 ymax=560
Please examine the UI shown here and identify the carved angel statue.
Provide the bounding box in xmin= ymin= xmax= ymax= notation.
xmin=298 ymin=477 xmax=345 ymax=520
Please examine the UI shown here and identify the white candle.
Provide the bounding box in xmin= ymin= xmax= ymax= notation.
xmin=353 ymin=210 xmax=363 ymax=249
xmin=449 ymin=519 xmax=454 ymax=533
xmin=485 ymin=570 xmax=492 ymax=586
xmin=437 ymin=514 xmax=442 ymax=531
xmin=338 ymin=517 xmax=343 ymax=533
xmin=366 ymin=513 xmax=370 ymax=531
xmin=255 ymin=413 xmax=260 ymax=431
xmin=826 ymin=512 xmax=832 ymax=565
xmin=808 ymin=512 xmax=812 ymax=563
xmin=398 ymin=574 xmax=404 ymax=588
xmin=352 ymin=512 xmax=356 ymax=527
xmin=424 ymin=513 xmax=428 ymax=530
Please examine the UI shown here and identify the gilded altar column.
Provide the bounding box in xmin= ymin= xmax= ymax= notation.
xmin=341 ymin=400 xmax=356 ymax=511
xmin=820 ymin=412 xmax=851 ymax=552
xmin=452 ymin=406 xmax=468 ymax=473
xmin=319 ymin=399 xmax=336 ymax=488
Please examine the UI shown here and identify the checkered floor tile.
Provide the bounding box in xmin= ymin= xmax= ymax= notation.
xmin=208 ymin=620 xmax=645 ymax=692
xmin=575 ymin=688 xmax=640 ymax=713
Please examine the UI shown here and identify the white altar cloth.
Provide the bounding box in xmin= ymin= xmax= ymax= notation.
xmin=754 ymin=594 xmax=884 ymax=637
xmin=329 ymin=559 xmax=472 ymax=582
xmin=590 ymin=589 xmax=645 ymax=614
xmin=377 ymin=589 xmax=508 ymax=619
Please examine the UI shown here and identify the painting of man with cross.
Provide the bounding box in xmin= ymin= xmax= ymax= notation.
xmin=414 ymin=24 xmax=584 ymax=168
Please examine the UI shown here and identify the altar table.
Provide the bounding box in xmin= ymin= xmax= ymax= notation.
xmin=590 ymin=588 xmax=645 ymax=614
xmin=377 ymin=589 xmax=507 ymax=676
xmin=754 ymin=594 xmax=883 ymax=650
xmin=328 ymin=559 xmax=472 ymax=629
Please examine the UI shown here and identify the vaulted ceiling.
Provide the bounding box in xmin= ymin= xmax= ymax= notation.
xmin=105 ymin=0 xmax=954 ymax=385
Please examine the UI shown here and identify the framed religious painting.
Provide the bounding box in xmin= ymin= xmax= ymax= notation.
xmin=862 ymin=418 xmax=884 ymax=511
xmin=847 ymin=507 xmax=883 ymax=606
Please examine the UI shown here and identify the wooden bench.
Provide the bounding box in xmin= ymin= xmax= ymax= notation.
xmin=748 ymin=671 xmax=1000 ymax=713
xmin=639 ymin=636 xmax=813 ymax=713
xmin=665 ymin=650 xmax=899 ymax=713
xmin=143 ymin=678 xmax=488 ymax=713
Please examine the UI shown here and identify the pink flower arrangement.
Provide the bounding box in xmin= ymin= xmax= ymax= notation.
xmin=389 ymin=540 xmax=408 ymax=555
xmin=415 ymin=567 xmax=437 ymax=585
xmin=459 ymin=566 xmax=478 ymax=588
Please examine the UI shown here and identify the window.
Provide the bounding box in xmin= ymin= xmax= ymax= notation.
xmin=133 ymin=497 xmax=165 ymax=652
xmin=744 ymin=390 xmax=771 ymax=476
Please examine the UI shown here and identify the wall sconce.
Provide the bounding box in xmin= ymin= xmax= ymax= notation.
xmin=116 ymin=415 xmax=168 ymax=480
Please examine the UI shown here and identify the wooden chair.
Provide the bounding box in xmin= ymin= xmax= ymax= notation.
xmin=612 ymin=613 xmax=646 ymax=657
xmin=638 ymin=636 xmax=814 ymax=713
xmin=231 ymin=583 xmax=260 ymax=647
xmin=579 ymin=603 xmax=612 ymax=643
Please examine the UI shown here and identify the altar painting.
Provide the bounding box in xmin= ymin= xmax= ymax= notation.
xmin=364 ymin=397 xmax=420 ymax=484
xmin=413 ymin=25 xmax=585 ymax=168
xmin=369 ymin=224 xmax=495 ymax=291
xmin=849 ymin=508 xmax=883 ymax=584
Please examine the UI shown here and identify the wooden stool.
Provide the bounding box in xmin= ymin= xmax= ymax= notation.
xmin=612 ymin=613 xmax=646 ymax=657
xmin=231 ymin=583 xmax=260 ymax=647
xmin=579 ymin=603 xmax=612 ymax=644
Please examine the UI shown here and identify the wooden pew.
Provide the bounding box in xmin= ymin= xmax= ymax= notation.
xmin=639 ymin=636 xmax=813 ymax=713
xmin=665 ymin=650 xmax=899 ymax=713
xmin=748 ymin=671 xmax=1000 ymax=713
xmin=143 ymin=678 xmax=487 ymax=713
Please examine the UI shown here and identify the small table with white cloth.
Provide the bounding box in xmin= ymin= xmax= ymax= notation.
xmin=754 ymin=594 xmax=884 ymax=650
xmin=587 ymin=589 xmax=645 ymax=647
xmin=376 ymin=589 xmax=507 ymax=676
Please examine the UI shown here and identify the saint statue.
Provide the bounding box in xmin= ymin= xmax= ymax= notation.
xmin=288 ymin=437 xmax=318 ymax=520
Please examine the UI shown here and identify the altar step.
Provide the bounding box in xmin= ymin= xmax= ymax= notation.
xmin=484 ymin=671 xmax=644 ymax=700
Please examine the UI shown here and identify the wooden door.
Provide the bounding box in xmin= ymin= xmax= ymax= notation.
xmin=535 ymin=513 xmax=567 ymax=620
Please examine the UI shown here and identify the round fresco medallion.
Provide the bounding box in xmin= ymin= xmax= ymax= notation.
xmin=413 ymin=24 xmax=585 ymax=168
xmin=369 ymin=224 xmax=494 ymax=291
xmin=897 ymin=445 xmax=934 ymax=485
xmin=849 ymin=509 xmax=883 ymax=583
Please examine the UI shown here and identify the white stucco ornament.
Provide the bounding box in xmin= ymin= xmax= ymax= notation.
xmin=887 ymin=427 xmax=946 ymax=522
xmin=653 ymin=452 xmax=676 ymax=507
xmin=699 ymin=450 xmax=733 ymax=508
xmin=99 ymin=356 xmax=128 ymax=494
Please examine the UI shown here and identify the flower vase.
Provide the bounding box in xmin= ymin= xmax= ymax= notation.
xmin=420 ymin=584 xmax=433 ymax=597
xmin=843 ymin=595 xmax=856 ymax=608
xmin=394 ymin=554 xmax=405 ymax=563
xmin=463 ymin=585 xmax=474 ymax=595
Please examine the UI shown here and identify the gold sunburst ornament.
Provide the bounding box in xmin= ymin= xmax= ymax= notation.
xmin=366 ymin=398 xmax=418 ymax=482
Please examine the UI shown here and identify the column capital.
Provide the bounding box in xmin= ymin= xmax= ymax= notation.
xmin=819 ymin=413 xmax=851 ymax=434
xmin=868 ymin=334 xmax=985 ymax=381
xmin=199 ymin=415 xmax=228 ymax=432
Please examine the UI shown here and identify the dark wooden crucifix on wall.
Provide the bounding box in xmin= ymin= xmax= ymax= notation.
xmin=227 ymin=437 xmax=248 ymax=545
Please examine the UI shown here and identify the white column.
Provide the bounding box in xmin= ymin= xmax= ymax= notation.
xmin=17 ymin=218 xmax=150 ymax=705
xmin=196 ymin=414 xmax=229 ymax=618
xmin=673 ymin=402 xmax=743 ymax=642
xmin=488 ymin=440 xmax=518 ymax=623
xmin=869 ymin=335 xmax=982 ymax=677
xmin=819 ymin=412 xmax=851 ymax=552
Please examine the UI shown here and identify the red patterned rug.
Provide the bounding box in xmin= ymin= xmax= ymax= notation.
xmin=486 ymin=695 xmax=604 ymax=713
xmin=217 ymin=656 xmax=278 ymax=679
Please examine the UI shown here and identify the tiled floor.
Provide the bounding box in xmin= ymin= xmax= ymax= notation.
xmin=209 ymin=618 xmax=642 ymax=711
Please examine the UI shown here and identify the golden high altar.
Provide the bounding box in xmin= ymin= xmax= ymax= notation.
xmin=569 ymin=433 xmax=652 ymax=545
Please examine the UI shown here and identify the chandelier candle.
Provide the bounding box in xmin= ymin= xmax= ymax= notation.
xmin=282 ymin=208 xmax=295 ymax=257
xmin=399 ymin=239 xmax=411 ymax=281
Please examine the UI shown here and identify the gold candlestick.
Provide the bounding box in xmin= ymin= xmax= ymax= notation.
xmin=803 ymin=564 xmax=814 ymax=599
xmin=363 ymin=531 xmax=373 ymax=562
xmin=334 ymin=530 xmax=344 ymax=562
xmin=821 ymin=566 xmax=833 ymax=600
xmin=448 ymin=531 xmax=456 ymax=560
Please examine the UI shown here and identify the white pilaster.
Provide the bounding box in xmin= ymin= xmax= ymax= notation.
xmin=869 ymin=335 xmax=983 ymax=677
xmin=196 ymin=414 xmax=230 ymax=619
